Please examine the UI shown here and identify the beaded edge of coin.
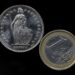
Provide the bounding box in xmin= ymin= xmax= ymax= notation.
xmin=39 ymin=29 xmax=75 ymax=70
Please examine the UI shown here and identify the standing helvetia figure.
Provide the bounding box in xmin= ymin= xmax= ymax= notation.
xmin=11 ymin=7 xmax=33 ymax=45
xmin=0 ymin=5 xmax=44 ymax=52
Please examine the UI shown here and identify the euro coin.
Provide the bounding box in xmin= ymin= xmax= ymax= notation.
xmin=39 ymin=29 xmax=75 ymax=70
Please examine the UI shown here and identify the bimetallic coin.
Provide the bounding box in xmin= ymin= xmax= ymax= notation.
xmin=0 ymin=5 xmax=44 ymax=52
xmin=39 ymin=30 xmax=75 ymax=70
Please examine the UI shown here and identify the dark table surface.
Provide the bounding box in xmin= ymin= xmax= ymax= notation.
xmin=0 ymin=0 xmax=75 ymax=75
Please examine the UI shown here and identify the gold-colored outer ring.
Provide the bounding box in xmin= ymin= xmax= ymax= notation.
xmin=39 ymin=29 xmax=75 ymax=71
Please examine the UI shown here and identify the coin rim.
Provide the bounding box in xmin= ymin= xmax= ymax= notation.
xmin=39 ymin=29 xmax=75 ymax=70
xmin=0 ymin=5 xmax=44 ymax=52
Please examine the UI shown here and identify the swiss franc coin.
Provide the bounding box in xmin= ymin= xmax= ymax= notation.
xmin=0 ymin=5 xmax=44 ymax=52
xmin=39 ymin=30 xmax=75 ymax=70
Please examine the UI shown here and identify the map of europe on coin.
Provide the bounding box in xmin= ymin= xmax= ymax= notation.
xmin=39 ymin=30 xmax=75 ymax=70
xmin=0 ymin=5 xmax=44 ymax=52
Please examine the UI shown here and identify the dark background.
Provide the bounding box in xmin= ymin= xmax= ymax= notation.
xmin=0 ymin=0 xmax=75 ymax=75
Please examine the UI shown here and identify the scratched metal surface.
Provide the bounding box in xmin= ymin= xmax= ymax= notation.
xmin=45 ymin=35 xmax=74 ymax=64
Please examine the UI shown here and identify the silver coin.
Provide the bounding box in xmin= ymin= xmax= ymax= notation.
xmin=0 ymin=5 xmax=44 ymax=52
xmin=39 ymin=30 xmax=75 ymax=70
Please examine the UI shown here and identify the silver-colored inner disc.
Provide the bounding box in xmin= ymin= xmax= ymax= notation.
xmin=45 ymin=36 xmax=74 ymax=64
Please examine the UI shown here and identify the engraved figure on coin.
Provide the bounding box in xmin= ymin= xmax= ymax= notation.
xmin=11 ymin=8 xmax=33 ymax=45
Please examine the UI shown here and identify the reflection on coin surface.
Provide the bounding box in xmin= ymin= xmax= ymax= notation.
xmin=0 ymin=5 xmax=44 ymax=52
xmin=39 ymin=30 xmax=75 ymax=70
